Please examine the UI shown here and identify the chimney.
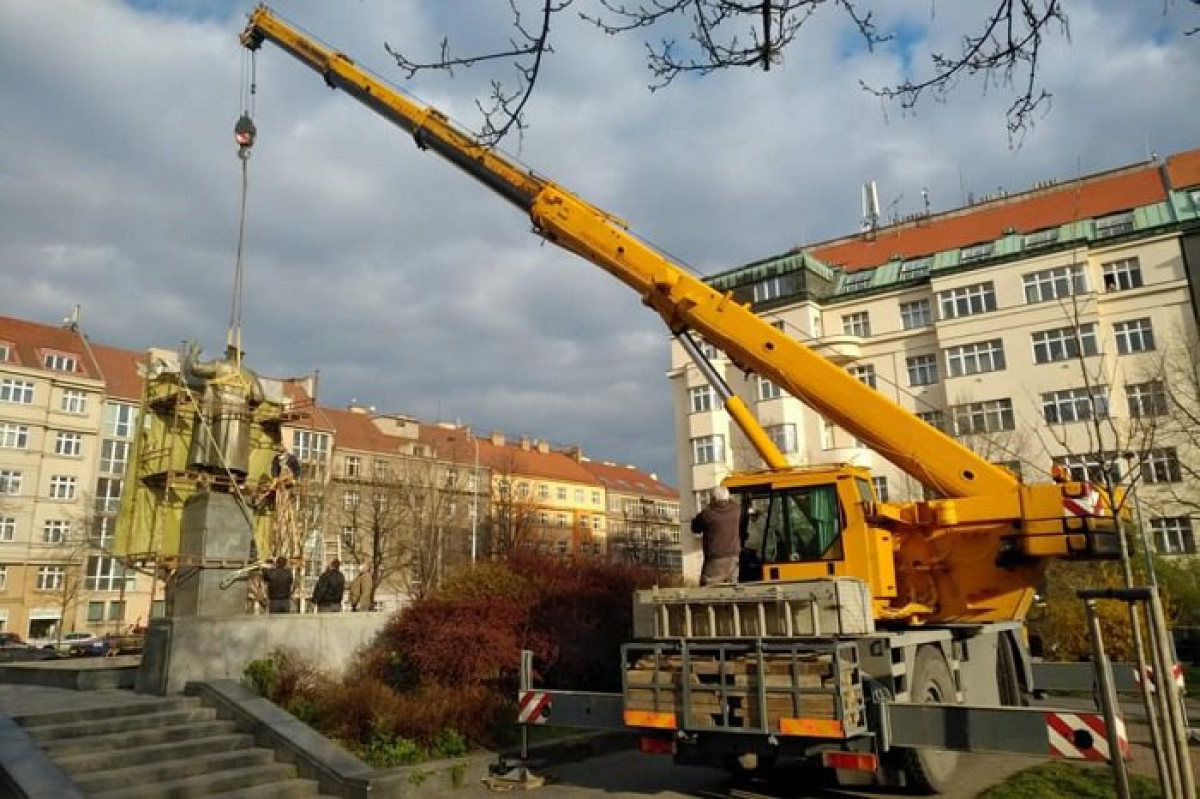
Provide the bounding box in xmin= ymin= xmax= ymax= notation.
xmin=537 ymin=440 xmax=550 ymax=454
xmin=490 ymin=431 xmax=505 ymax=447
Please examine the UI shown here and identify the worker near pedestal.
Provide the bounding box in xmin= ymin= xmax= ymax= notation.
xmin=311 ymin=559 xmax=345 ymax=612
xmin=691 ymin=486 xmax=741 ymax=586
xmin=262 ymin=557 xmax=294 ymax=613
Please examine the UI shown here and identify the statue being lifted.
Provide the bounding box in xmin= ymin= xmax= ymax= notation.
xmin=182 ymin=342 xmax=264 ymax=478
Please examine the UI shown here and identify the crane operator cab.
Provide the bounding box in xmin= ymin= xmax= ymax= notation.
xmin=726 ymin=465 xmax=899 ymax=603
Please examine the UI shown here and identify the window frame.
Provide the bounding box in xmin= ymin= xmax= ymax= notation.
xmin=944 ymin=339 xmax=1007 ymax=377
xmin=906 ymin=353 xmax=939 ymax=387
xmin=1113 ymin=318 xmax=1155 ymax=355
xmin=1022 ymin=264 xmax=1087 ymax=304
xmin=899 ymin=298 xmax=932 ymax=330
xmin=938 ymin=282 xmax=997 ymax=320
xmin=0 ymin=379 xmax=35 ymax=405
xmin=691 ymin=434 xmax=726 ymax=465
xmin=841 ymin=311 xmax=871 ymax=337
xmin=1101 ymin=257 xmax=1143 ymax=292
xmin=1031 ymin=323 xmax=1099 ymax=364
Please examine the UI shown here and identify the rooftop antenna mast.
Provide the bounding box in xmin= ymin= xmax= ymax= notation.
xmin=860 ymin=181 xmax=880 ymax=237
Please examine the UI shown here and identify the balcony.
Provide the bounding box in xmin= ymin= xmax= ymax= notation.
xmin=811 ymin=334 xmax=862 ymax=365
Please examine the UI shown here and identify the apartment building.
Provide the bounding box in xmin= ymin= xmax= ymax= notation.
xmin=671 ymin=148 xmax=1200 ymax=576
xmin=0 ymin=315 xmax=144 ymax=639
xmin=579 ymin=458 xmax=681 ymax=572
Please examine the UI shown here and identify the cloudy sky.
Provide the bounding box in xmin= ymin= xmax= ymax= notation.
xmin=2 ymin=1 xmax=1198 ymax=487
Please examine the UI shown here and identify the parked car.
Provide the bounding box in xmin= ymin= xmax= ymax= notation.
xmin=26 ymin=631 xmax=98 ymax=652
xmin=0 ymin=632 xmax=62 ymax=662
xmin=70 ymin=630 xmax=145 ymax=658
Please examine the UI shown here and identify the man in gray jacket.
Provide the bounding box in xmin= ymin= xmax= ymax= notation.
xmin=690 ymin=486 xmax=741 ymax=586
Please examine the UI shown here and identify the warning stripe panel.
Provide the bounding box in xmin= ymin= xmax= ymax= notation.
xmin=1045 ymin=712 xmax=1126 ymax=762
xmin=518 ymin=691 xmax=551 ymax=725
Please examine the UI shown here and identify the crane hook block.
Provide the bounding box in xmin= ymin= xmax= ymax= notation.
xmin=234 ymin=113 xmax=257 ymax=158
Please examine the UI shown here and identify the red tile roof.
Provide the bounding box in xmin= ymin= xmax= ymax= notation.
xmin=803 ymin=149 xmax=1199 ymax=272
xmin=578 ymin=459 xmax=677 ymax=498
xmin=89 ymin=343 xmax=145 ymax=401
xmin=323 ymin=407 xmax=403 ymax=453
xmin=0 ymin=314 xmax=100 ymax=379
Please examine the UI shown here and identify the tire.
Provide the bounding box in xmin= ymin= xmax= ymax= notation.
xmin=996 ymin=633 xmax=1026 ymax=707
xmin=897 ymin=646 xmax=960 ymax=795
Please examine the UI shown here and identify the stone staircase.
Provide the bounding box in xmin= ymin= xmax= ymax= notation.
xmin=13 ymin=695 xmax=335 ymax=798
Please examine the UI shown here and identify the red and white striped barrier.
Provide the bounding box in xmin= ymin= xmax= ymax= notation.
xmin=1046 ymin=712 xmax=1128 ymax=762
xmin=1133 ymin=662 xmax=1186 ymax=694
xmin=518 ymin=690 xmax=552 ymax=725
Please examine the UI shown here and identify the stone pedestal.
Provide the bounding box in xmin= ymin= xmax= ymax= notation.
xmin=173 ymin=492 xmax=252 ymax=618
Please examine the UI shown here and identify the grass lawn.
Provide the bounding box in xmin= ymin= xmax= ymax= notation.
xmin=977 ymin=761 xmax=1162 ymax=798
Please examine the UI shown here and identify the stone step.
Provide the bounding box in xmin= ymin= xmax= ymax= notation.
xmin=13 ymin=696 xmax=200 ymax=727
xmin=54 ymin=732 xmax=256 ymax=776
xmin=203 ymin=779 xmax=331 ymax=799
xmin=21 ymin=706 xmax=218 ymax=741
xmin=39 ymin=718 xmax=240 ymax=756
xmin=89 ymin=762 xmax=299 ymax=799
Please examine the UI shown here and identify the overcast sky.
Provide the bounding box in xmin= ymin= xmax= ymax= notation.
xmin=2 ymin=1 xmax=1198 ymax=488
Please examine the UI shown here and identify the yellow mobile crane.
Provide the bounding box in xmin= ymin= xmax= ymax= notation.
xmin=241 ymin=7 xmax=1125 ymax=792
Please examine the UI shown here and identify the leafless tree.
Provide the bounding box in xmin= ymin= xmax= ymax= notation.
xmin=382 ymin=1 xmax=1135 ymax=146
xmin=485 ymin=451 xmax=545 ymax=557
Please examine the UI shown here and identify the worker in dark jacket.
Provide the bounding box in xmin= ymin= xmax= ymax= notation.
xmin=690 ymin=486 xmax=741 ymax=586
xmin=262 ymin=557 xmax=294 ymax=613
xmin=311 ymin=559 xmax=345 ymax=612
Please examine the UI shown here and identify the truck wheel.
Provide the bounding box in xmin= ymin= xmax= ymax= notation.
xmin=897 ymin=646 xmax=959 ymax=795
xmin=996 ymin=633 xmax=1025 ymax=707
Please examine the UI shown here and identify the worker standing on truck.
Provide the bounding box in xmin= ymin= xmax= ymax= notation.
xmin=691 ymin=486 xmax=741 ymax=586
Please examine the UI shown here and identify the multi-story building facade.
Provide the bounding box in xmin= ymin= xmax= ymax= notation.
xmin=672 ymin=148 xmax=1200 ymax=578
xmin=0 ymin=315 xmax=144 ymax=639
xmin=579 ymin=458 xmax=681 ymax=573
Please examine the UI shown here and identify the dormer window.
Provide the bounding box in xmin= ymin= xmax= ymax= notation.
xmin=43 ymin=352 xmax=78 ymax=373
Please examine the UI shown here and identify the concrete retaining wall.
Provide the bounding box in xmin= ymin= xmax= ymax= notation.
xmin=137 ymin=612 xmax=391 ymax=695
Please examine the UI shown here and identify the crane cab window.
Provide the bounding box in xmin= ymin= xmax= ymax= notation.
xmin=740 ymin=485 xmax=844 ymax=563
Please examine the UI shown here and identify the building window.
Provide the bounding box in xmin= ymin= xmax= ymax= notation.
xmin=0 ymin=343 xmax=8 ymax=362
xmin=572 ymin=488 xmax=584 ymax=503
xmin=917 ymin=410 xmax=945 ymax=431
xmin=1023 ymin=228 xmax=1060 ymax=249
xmin=1051 ymin=452 xmax=1117 ymax=484
xmin=951 ymin=399 xmax=1015 ymax=435
xmin=592 ymin=490 xmax=601 ymax=505
xmin=55 ymin=432 xmax=82 ymax=457
xmin=871 ymin=476 xmax=889 ymax=502
xmin=99 ymin=440 xmax=129 ymax=475
xmin=292 ymin=429 xmax=330 ymax=464
xmin=42 ymin=520 xmax=71 ymax=544
xmin=753 ymin=277 xmax=784 ymax=303
xmin=1114 ymin=318 xmax=1155 ymax=354
xmin=94 ymin=478 xmax=122 ymax=515
xmin=48 ymin=475 xmax=76 ymax=500
xmin=0 ymin=517 xmax=14 ymax=542
xmin=688 ymin=386 xmax=715 ymax=413
xmin=343 ymin=490 xmax=360 ymax=510
xmin=1151 ymin=517 xmax=1195 ymax=555
xmin=553 ymin=486 xmax=566 ymax=502
xmin=61 ymin=390 xmax=87 ymax=414
xmin=1142 ymin=448 xmax=1181 ymax=484
xmin=103 ymin=403 xmax=137 ymax=438
xmin=1095 ymin=211 xmax=1135 ymax=239
xmin=0 ymin=424 xmax=29 ymax=450
xmin=898 ymin=257 xmax=932 ymax=281
xmin=1101 ymin=257 xmax=1143 ymax=292
xmin=0 ymin=379 xmax=34 ymax=405
xmin=842 ymin=311 xmax=871 ymax=337
xmin=344 ymin=456 xmax=361 ymax=478
xmin=840 ymin=271 xmax=873 ymax=293
xmin=36 ymin=566 xmax=65 ymax=591
xmin=938 ymin=282 xmax=996 ymax=320
xmin=557 ymin=513 xmax=567 ymax=528
xmin=1023 ymin=264 xmax=1087 ymax=304
xmin=900 ymin=298 xmax=932 ymax=330
xmin=535 ymin=483 xmax=548 ymax=500
xmin=87 ymin=602 xmax=104 ymax=622
xmin=848 ymin=364 xmax=877 ymax=389
xmin=758 ymin=378 xmax=782 ymax=401
xmin=0 ymin=470 xmax=22 ymax=495
xmin=765 ymin=423 xmax=797 ymax=454
xmin=372 ymin=459 xmax=389 ymax=480
xmin=1042 ymin=386 xmax=1109 ymax=424
xmin=1032 ymin=323 xmax=1099 ymax=364
xmin=904 ymin=354 xmax=939 ymax=387
xmin=691 ymin=435 xmax=725 ymax=465
xmin=959 ymin=242 xmax=994 ymax=263
xmin=944 ymin=339 xmax=1006 ymax=377
xmin=108 ymin=601 xmax=126 ymax=622
xmin=43 ymin=353 xmax=78 ymax=372
xmin=1126 ymin=380 xmax=1168 ymax=419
